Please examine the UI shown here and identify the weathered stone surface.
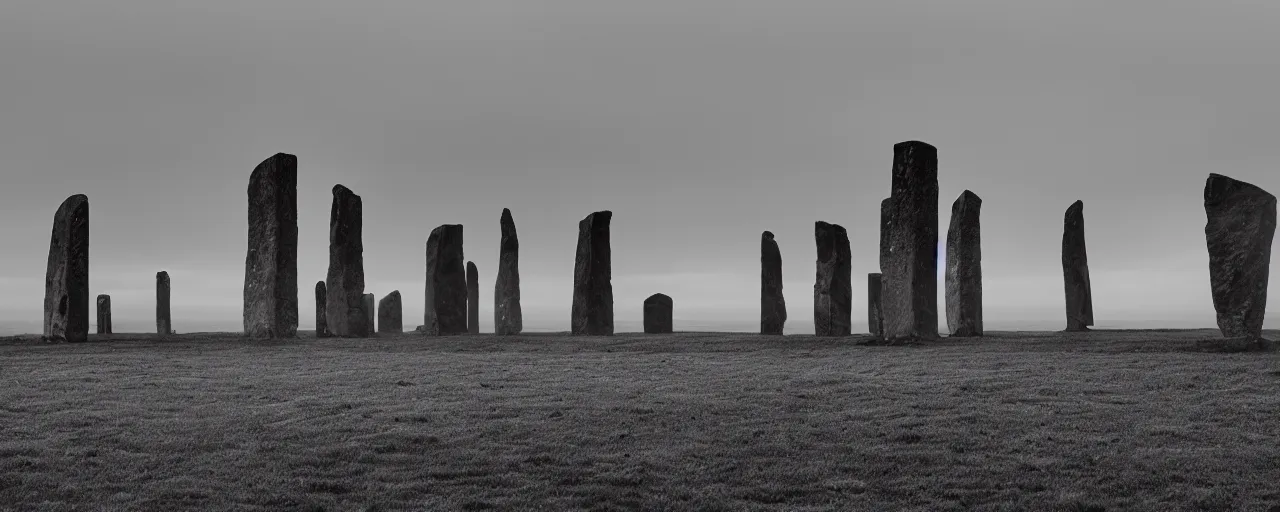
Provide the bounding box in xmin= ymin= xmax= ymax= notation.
xmin=363 ymin=293 xmax=375 ymax=336
xmin=424 ymin=224 xmax=467 ymax=336
xmin=467 ymin=261 xmax=479 ymax=334
xmin=881 ymin=141 xmax=940 ymax=341
xmin=945 ymin=190 xmax=983 ymax=337
xmin=644 ymin=293 xmax=674 ymax=334
xmin=813 ymin=221 xmax=852 ymax=337
xmin=325 ymin=185 xmax=368 ymax=337
xmin=44 ymin=194 xmax=89 ymax=343
xmin=96 ymin=294 xmax=111 ymax=334
xmin=243 ymin=152 xmax=299 ymax=339
xmin=494 ymin=208 xmax=523 ymax=335
xmin=315 ymin=281 xmax=330 ymax=338
xmin=572 ymin=211 xmax=614 ymax=335
xmin=378 ymin=290 xmax=402 ymax=334
xmin=867 ymin=273 xmax=882 ymax=337
xmin=760 ymin=231 xmax=786 ymax=335
xmin=1204 ymin=173 xmax=1276 ymax=340
xmin=1062 ymin=200 xmax=1094 ymax=332
xmin=156 ymin=271 xmax=172 ymax=335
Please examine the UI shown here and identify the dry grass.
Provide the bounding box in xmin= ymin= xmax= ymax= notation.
xmin=1 ymin=329 xmax=1278 ymax=511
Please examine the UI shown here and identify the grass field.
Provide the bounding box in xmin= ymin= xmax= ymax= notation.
xmin=1 ymin=329 xmax=1278 ymax=511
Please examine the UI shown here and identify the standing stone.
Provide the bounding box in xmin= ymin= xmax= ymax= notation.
xmin=945 ymin=190 xmax=983 ymax=337
xmin=424 ymin=224 xmax=467 ymax=335
xmin=877 ymin=197 xmax=892 ymax=339
xmin=315 ymin=281 xmax=330 ymax=338
xmin=572 ymin=211 xmax=614 ymax=335
xmin=813 ymin=221 xmax=852 ymax=337
xmin=867 ymin=273 xmax=883 ymax=337
xmin=1062 ymin=200 xmax=1094 ymax=332
xmin=644 ymin=293 xmax=674 ymax=334
xmin=96 ymin=295 xmax=111 ymax=334
xmin=494 ymin=208 xmax=523 ymax=335
xmin=1204 ymin=173 xmax=1276 ymax=340
xmin=378 ymin=290 xmax=403 ymax=334
xmin=760 ymin=231 xmax=786 ymax=335
xmin=325 ymin=185 xmax=368 ymax=337
xmin=881 ymin=141 xmax=940 ymax=341
xmin=44 ymin=194 xmax=89 ymax=343
xmin=243 ymin=153 xmax=299 ymax=338
xmin=156 ymin=271 xmax=172 ymax=335
xmin=467 ymin=261 xmax=480 ymax=334
xmin=363 ymin=293 xmax=375 ymax=336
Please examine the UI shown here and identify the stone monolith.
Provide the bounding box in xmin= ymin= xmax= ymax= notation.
xmin=243 ymin=152 xmax=299 ymax=338
xmin=494 ymin=209 xmax=523 ymax=335
xmin=44 ymin=194 xmax=89 ymax=343
xmin=363 ymin=293 xmax=375 ymax=336
xmin=425 ymin=224 xmax=467 ymax=335
xmin=814 ymin=221 xmax=852 ymax=336
xmin=945 ymin=190 xmax=983 ymax=337
xmin=467 ymin=261 xmax=479 ymax=334
xmin=760 ymin=231 xmax=786 ymax=335
xmin=881 ymin=141 xmax=939 ymax=341
xmin=378 ymin=290 xmax=402 ymax=334
xmin=325 ymin=185 xmax=368 ymax=337
xmin=1204 ymin=173 xmax=1276 ymax=340
xmin=1062 ymin=200 xmax=1094 ymax=331
xmin=572 ymin=211 xmax=614 ymax=335
xmin=315 ymin=281 xmax=330 ymax=338
xmin=156 ymin=271 xmax=171 ymax=335
xmin=868 ymin=273 xmax=882 ymax=337
xmin=644 ymin=293 xmax=674 ymax=334
xmin=96 ymin=294 xmax=111 ymax=334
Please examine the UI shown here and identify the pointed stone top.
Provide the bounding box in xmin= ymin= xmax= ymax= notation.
xmin=1205 ymin=173 xmax=1276 ymax=204
xmin=332 ymin=184 xmax=357 ymax=197
xmin=383 ymin=290 xmax=401 ymax=300
xmin=644 ymin=293 xmax=672 ymax=304
xmin=501 ymin=208 xmax=513 ymax=220
xmin=1067 ymin=200 xmax=1084 ymax=215
xmin=958 ymin=190 xmax=982 ymax=203
xmin=762 ymin=230 xmax=774 ymax=240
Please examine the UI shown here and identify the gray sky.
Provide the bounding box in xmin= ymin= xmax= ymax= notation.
xmin=1 ymin=0 xmax=1277 ymax=334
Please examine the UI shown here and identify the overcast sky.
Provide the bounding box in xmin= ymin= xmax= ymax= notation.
xmin=1 ymin=0 xmax=1277 ymax=334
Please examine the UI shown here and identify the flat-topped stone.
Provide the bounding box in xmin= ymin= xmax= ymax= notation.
xmin=243 ymin=152 xmax=298 ymax=338
xmin=96 ymin=294 xmax=111 ymax=334
xmin=881 ymin=141 xmax=940 ymax=341
xmin=813 ymin=221 xmax=851 ymax=337
xmin=363 ymin=293 xmax=375 ymax=336
xmin=156 ymin=271 xmax=172 ymax=335
xmin=572 ymin=211 xmax=614 ymax=335
xmin=1204 ymin=173 xmax=1276 ymax=340
xmin=425 ymin=224 xmax=467 ymax=335
xmin=315 ymin=281 xmax=330 ymax=338
xmin=325 ymin=184 xmax=368 ymax=337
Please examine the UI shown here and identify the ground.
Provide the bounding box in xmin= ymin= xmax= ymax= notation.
xmin=1 ymin=329 xmax=1278 ymax=511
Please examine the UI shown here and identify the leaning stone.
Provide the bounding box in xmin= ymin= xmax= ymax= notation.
xmin=243 ymin=152 xmax=299 ymax=338
xmin=945 ymin=190 xmax=983 ymax=337
xmin=425 ymin=225 xmax=467 ymax=335
xmin=96 ymin=294 xmax=111 ymax=334
xmin=363 ymin=293 xmax=375 ymax=336
xmin=156 ymin=271 xmax=172 ymax=336
xmin=813 ymin=221 xmax=852 ymax=336
xmin=494 ymin=208 xmax=523 ymax=335
xmin=467 ymin=261 xmax=479 ymax=334
xmin=881 ymin=141 xmax=940 ymax=341
xmin=572 ymin=211 xmax=614 ymax=335
xmin=315 ymin=281 xmax=330 ymax=338
xmin=378 ymin=290 xmax=402 ymax=334
xmin=867 ymin=273 xmax=882 ymax=337
xmin=1204 ymin=173 xmax=1276 ymax=340
xmin=644 ymin=293 xmax=674 ymax=334
xmin=760 ymin=231 xmax=786 ymax=335
xmin=1062 ymin=200 xmax=1094 ymax=332
xmin=325 ymin=185 xmax=368 ymax=337
xmin=44 ymin=194 xmax=90 ymax=343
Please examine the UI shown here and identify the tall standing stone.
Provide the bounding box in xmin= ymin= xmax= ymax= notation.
xmin=867 ymin=273 xmax=883 ymax=337
xmin=644 ymin=293 xmax=674 ymax=334
xmin=243 ymin=153 xmax=299 ymax=338
xmin=44 ymin=194 xmax=89 ymax=343
xmin=96 ymin=295 xmax=111 ymax=334
xmin=1062 ymin=200 xmax=1094 ymax=332
xmin=1204 ymin=173 xmax=1276 ymax=340
xmin=325 ymin=185 xmax=367 ymax=337
xmin=156 ymin=271 xmax=172 ymax=335
xmin=315 ymin=281 xmax=330 ymax=338
xmin=467 ymin=261 xmax=480 ymax=334
xmin=378 ymin=290 xmax=403 ymax=334
xmin=945 ymin=190 xmax=983 ymax=337
xmin=813 ymin=221 xmax=852 ymax=337
xmin=424 ymin=224 xmax=467 ymax=335
xmin=877 ymin=197 xmax=892 ymax=339
xmin=363 ymin=293 xmax=375 ymax=336
xmin=760 ymin=231 xmax=786 ymax=335
xmin=494 ymin=208 xmax=523 ymax=335
xmin=572 ymin=211 xmax=614 ymax=335
xmin=881 ymin=141 xmax=939 ymax=341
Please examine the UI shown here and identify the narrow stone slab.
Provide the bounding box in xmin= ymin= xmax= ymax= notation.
xmin=424 ymin=224 xmax=467 ymax=335
xmin=494 ymin=208 xmax=523 ymax=335
xmin=881 ymin=141 xmax=939 ymax=341
xmin=363 ymin=293 xmax=375 ymax=336
xmin=572 ymin=211 xmax=614 ymax=335
xmin=467 ymin=261 xmax=479 ymax=334
xmin=813 ymin=221 xmax=852 ymax=337
xmin=1204 ymin=173 xmax=1276 ymax=340
xmin=96 ymin=294 xmax=111 ymax=334
xmin=378 ymin=290 xmax=402 ymax=334
xmin=156 ymin=271 xmax=172 ymax=335
xmin=315 ymin=281 xmax=330 ymax=338
xmin=945 ymin=190 xmax=983 ymax=337
xmin=644 ymin=293 xmax=674 ymax=334
xmin=243 ymin=152 xmax=299 ymax=338
xmin=44 ymin=194 xmax=89 ymax=343
xmin=325 ymin=185 xmax=368 ymax=337
xmin=760 ymin=231 xmax=786 ymax=335
xmin=867 ymin=273 xmax=882 ymax=337
xmin=1062 ymin=200 xmax=1094 ymax=332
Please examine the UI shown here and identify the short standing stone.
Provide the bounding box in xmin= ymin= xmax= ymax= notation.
xmin=644 ymin=293 xmax=674 ymax=334
xmin=325 ymin=185 xmax=368 ymax=337
xmin=1062 ymin=200 xmax=1094 ymax=331
xmin=760 ymin=231 xmax=786 ymax=335
xmin=867 ymin=273 xmax=882 ymax=337
xmin=315 ymin=281 xmax=330 ymax=338
xmin=243 ymin=152 xmax=299 ymax=338
xmin=881 ymin=141 xmax=940 ymax=341
xmin=467 ymin=261 xmax=479 ymax=334
xmin=44 ymin=194 xmax=89 ymax=343
xmin=363 ymin=293 xmax=375 ymax=336
xmin=425 ymin=224 xmax=467 ymax=335
xmin=1204 ymin=173 xmax=1276 ymax=340
xmin=494 ymin=208 xmax=523 ymax=335
xmin=572 ymin=211 xmax=614 ymax=335
xmin=96 ymin=294 xmax=111 ymax=334
xmin=157 ymin=271 xmax=172 ymax=335
xmin=813 ymin=221 xmax=852 ymax=336
xmin=945 ymin=190 xmax=983 ymax=337
xmin=378 ymin=290 xmax=403 ymax=334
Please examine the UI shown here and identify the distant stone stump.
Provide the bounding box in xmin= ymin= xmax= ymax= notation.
xmin=314 ymin=281 xmax=330 ymax=338
xmin=644 ymin=293 xmax=674 ymax=334
xmin=325 ymin=185 xmax=368 ymax=338
xmin=1204 ymin=173 xmax=1276 ymax=340
xmin=424 ymin=224 xmax=467 ymax=336
xmin=813 ymin=221 xmax=852 ymax=337
xmin=96 ymin=294 xmax=112 ymax=334
xmin=378 ymin=290 xmax=403 ymax=334
xmin=467 ymin=261 xmax=480 ymax=334
xmin=494 ymin=208 xmax=523 ymax=335
xmin=572 ymin=211 xmax=614 ymax=336
xmin=945 ymin=190 xmax=983 ymax=337
xmin=363 ymin=293 xmax=376 ymax=336
xmin=1062 ymin=200 xmax=1094 ymax=332
xmin=881 ymin=141 xmax=940 ymax=341
xmin=243 ymin=152 xmax=299 ymax=339
xmin=760 ymin=231 xmax=786 ymax=335
xmin=156 ymin=271 xmax=172 ymax=336
xmin=867 ymin=273 xmax=883 ymax=337
xmin=44 ymin=194 xmax=89 ymax=343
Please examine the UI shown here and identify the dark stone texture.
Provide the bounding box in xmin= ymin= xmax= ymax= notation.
xmin=813 ymin=221 xmax=852 ymax=337
xmin=945 ymin=190 xmax=983 ymax=337
xmin=156 ymin=271 xmax=172 ymax=335
xmin=644 ymin=293 xmax=674 ymax=334
xmin=760 ymin=231 xmax=786 ymax=335
xmin=363 ymin=293 xmax=375 ymax=336
xmin=1062 ymin=200 xmax=1094 ymax=332
xmin=96 ymin=294 xmax=111 ymax=334
xmin=44 ymin=194 xmax=89 ymax=343
xmin=867 ymin=273 xmax=882 ymax=337
xmin=424 ymin=224 xmax=467 ymax=336
xmin=881 ymin=141 xmax=940 ymax=341
xmin=243 ymin=153 xmax=299 ymax=339
xmin=315 ymin=281 xmax=330 ymax=338
xmin=494 ymin=209 xmax=523 ymax=335
xmin=1204 ymin=173 xmax=1276 ymax=340
xmin=378 ymin=290 xmax=402 ymax=334
xmin=572 ymin=211 xmax=614 ymax=335
xmin=467 ymin=261 xmax=479 ymax=334
xmin=325 ymin=185 xmax=368 ymax=337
